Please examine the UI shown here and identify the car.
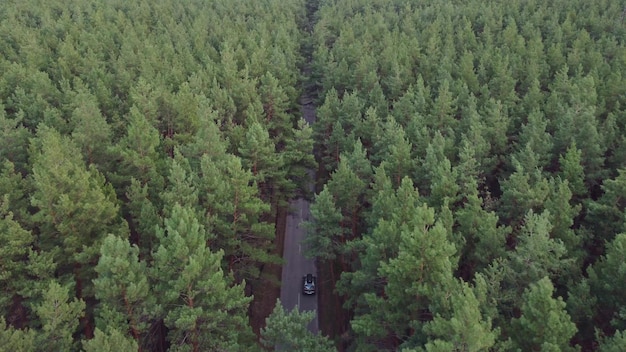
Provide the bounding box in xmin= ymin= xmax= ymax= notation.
xmin=302 ymin=273 xmax=316 ymax=295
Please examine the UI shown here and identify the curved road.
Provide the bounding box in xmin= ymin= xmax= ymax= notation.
xmin=279 ymin=96 xmax=318 ymax=332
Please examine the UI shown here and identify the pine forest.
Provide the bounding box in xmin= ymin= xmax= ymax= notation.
xmin=0 ymin=0 xmax=625 ymax=351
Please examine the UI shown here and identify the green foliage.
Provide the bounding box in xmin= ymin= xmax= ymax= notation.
xmin=152 ymin=204 xmax=254 ymax=351
xmin=306 ymin=186 xmax=344 ymax=261
xmin=455 ymin=186 xmax=510 ymax=275
xmin=350 ymin=191 xmax=457 ymax=347
xmin=69 ymin=83 xmax=112 ymax=169
xmin=423 ymin=282 xmax=497 ymax=352
xmin=110 ymin=106 xmax=165 ymax=196
xmin=511 ymin=277 xmax=578 ymax=351
xmin=586 ymin=169 xmax=626 ymax=244
xmin=34 ymin=281 xmax=86 ymax=352
xmin=199 ymin=152 xmax=277 ymax=283
xmin=0 ymin=317 xmax=36 ymax=352
xmin=0 ymin=200 xmax=33 ymax=316
xmin=587 ymin=234 xmax=626 ymax=331
xmin=261 ymin=299 xmax=335 ymax=352
xmin=597 ymin=330 xmax=626 ymax=352
xmin=30 ymin=125 xmax=124 ymax=302
xmin=82 ymin=328 xmax=138 ymax=352
xmin=93 ymin=234 xmax=155 ymax=347
xmin=505 ymin=211 xmax=570 ymax=300
xmin=0 ymin=106 xmax=31 ymax=173
xmin=1 ymin=0 xmax=625 ymax=349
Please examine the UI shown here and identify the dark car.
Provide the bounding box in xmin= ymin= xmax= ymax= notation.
xmin=302 ymin=273 xmax=316 ymax=295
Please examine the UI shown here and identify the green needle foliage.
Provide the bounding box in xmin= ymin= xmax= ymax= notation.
xmin=511 ymin=277 xmax=578 ymax=351
xmin=261 ymin=299 xmax=335 ymax=352
xmin=0 ymin=0 xmax=625 ymax=349
xmin=152 ymin=204 xmax=254 ymax=351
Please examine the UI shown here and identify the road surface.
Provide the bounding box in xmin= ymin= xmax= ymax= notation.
xmin=279 ymin=96 xmax=318 ymax=332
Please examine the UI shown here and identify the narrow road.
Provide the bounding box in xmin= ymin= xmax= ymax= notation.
xmin=280 ymin=96 xmax=318 ymax=332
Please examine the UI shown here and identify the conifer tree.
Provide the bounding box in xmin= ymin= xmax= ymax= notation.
xmin=30 ymin=125 xmax=123 ymax=315
xmin=351 ymin=198 xmax=456 ymax=348
xmin=586 ymin=169 xmax=626 ymax=245
xmin=238 ymin=121 xmax=285 ymax=208
xmin=125 ymin=178 xmax=161 ymax=257
xmin=0 ymin=161 xmax=30 ymax=225
xmin=559 ymin=143 xmax=587 ymax=199
xmin=587 ymin=233 xmax=626 ymax=332
xmin=423 ymin=282 xmax=497 ymax=352
xmin=34 ymin=281 xmax=86 ymax=351
xmin=0 ymin=106 xmax=30 ymax=173
xmin=261 ymin=300 xmax=335 ymax=352
xmin=152 ymin=204 xmax=254 ymax=351
xmin=110 ymin=106 xmax=164 ymax=199
xmin=305 ymin=186 xmax=344 ymax=263
xmin=0 ymin=200 xmax=34 ymax=321
xmin=82 ymin=328 xmax=138 ymax=352
xmin=455 ymin=183 xmax=510 ymax=276
xmin=499 ymin=159 xmax=550 ymax=225
xmin=422 ymin=135 xmax=459 ymax=208
xmin=511 ymin=277 xmax=578 ymax=351
xmin=93 ymin=234 xmax=155 ymax=350
xmin=506 ymin=211 xmax=569 ymax=292
xmin=199 ymin=153 xmax=276 ymax=283
xmin=69 ymin=83 xmax=112 ymax=169
xmin=282 ymin=118 xmax=317 ymax=199
xmin=0 ymin=317 xmax=36 ymax=352
xmin=160 ymin=150 xmax=199 ymax=219
xmin=598 ymin=330 xmax=626 ymax=352
xmin=516 ymin=109 xmax=553 ymax=171
xmin=544 ymin=178 xmax=583 ymax=263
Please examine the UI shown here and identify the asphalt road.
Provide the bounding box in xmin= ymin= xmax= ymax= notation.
xmin=279 ymin=97 xmax=318 ymax=332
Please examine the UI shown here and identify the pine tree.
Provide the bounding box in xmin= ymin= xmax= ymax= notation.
xmin=511 ymin=277 xmax=578 ymax=351
xmin=69 ymin=83 xmax=112 ymax=169
xmin=499 ymin=158 xmax=550 ymax=225
xmin=351 ymin=198 xmax=456 ymax=348
xmin=455 ymin=184 xmax=510 ymax=276
xmin=0 ymin=105 xmax=30 ymax=173
xmin=325 ymin=156 xmax=367 ymax=244
xmin=93 ymin=234 xmax=155 ymax=350
xmin=124 ymin=178 xmax=161 ymax=258
xmin=160 ymin=150 xmax=199 ymax=219
xmin=29 ymin=125 xmax=124 ymax=327
xmin=423 ymin=281 xmax=497 ymax=352
xmin=199 ymin=153 xmax=276 ymax=283
xmin=0 ymin=161 xmax=30 ymax=225
xmin=0 ymin=200 xmax=34 ymax=322
xmin=305 ymin=186 xmax=344 ymax=262
xmin=238 ymin=121 xmax=286 ymax=208
xmin=559 ymin=143 xmax=587 ymax=198
xmin=587 ymin=233 xmax=626 ymax=332
xmin=261 ymin=299 xmax=335 ymax=352
xmin=373 ymin=118 xmax=412 ymax=187
xmin=0 ymin=317 xmax=36 ymax=352
xmin=34 ymin=281 xmax=86 ymax=351
xmin=516 ymin=109 xmax=553 ymax=171
xmin=110 ymin=106 xmax=165 ymax=200
xmin=598 ymin=330 xmax=626 ymax=352
xmin=82 ymin=328 xmax=138 ymax=352
xmin=258 ymin=72 xmax=293 ymax=146
xmin=282 ymin=118 xmax=317 ymax=200
xmin=504 ymin=211 xmax=570 ymax=299
xmin=152 ymin=204 xmax=254 ymax=351
xmin=422 ymin=135 xmax=459 ymax=208
xmin=585 ymin=169 xmax=626 ymax=245
xmin=543 ymin=177 xmax=583 ymax=263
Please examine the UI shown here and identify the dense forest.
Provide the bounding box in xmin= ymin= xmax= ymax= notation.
xmin=0 ymin=0 xmax=625 ymax=351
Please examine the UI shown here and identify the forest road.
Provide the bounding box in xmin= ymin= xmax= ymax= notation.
xmin=279 ymin=97 xmax=318 ymax=333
